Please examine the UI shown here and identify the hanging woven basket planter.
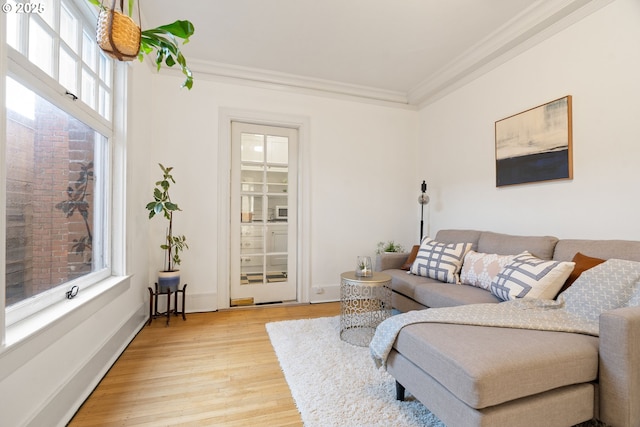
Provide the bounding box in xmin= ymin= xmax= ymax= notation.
xmin=96 ymin=0 xmax=141 ymax=61
xmin=87 ymin=0 xmax=195 ymax=88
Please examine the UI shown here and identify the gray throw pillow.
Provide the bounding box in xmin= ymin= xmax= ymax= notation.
xmin=559 ymin=258 xmax=640 ymax=321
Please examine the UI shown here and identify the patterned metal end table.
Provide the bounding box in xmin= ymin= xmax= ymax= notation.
xmin=340 ymin=271 xmax=392 ymax=346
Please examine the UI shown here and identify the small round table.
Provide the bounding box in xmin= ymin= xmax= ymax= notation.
xmin=340 ymin=271 xmax=392 ymax=346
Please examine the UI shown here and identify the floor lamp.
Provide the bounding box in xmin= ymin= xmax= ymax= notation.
xmin=418 ymin=180 xmax=429 ymax=241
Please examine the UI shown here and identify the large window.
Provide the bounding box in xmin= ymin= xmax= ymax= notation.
xmin=6 ymin=77 xmax=108 ymax=308
xmin=5 ymin=0 xmax=112 ymax=120
xmin=3 ymin=0 xmax=117 ymax=325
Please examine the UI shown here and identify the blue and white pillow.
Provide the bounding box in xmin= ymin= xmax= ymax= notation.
xmin=410 ymin=238 xmax=472 ymax=284
xmin=490 ymin=252 xmax=574 ymax=301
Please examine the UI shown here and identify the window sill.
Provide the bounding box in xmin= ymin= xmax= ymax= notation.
xmin=0 ymin=275 xmax=131 ymax=381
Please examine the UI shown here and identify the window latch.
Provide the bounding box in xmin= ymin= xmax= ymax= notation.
xmin=66 ymin=285 xmax=79 ymax=299
xmin=65 ymin=90 xmax=78 ymax=101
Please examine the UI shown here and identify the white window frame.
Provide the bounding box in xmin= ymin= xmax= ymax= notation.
xmin=0 ymin=6 xmax=7 ymax=345
xmin=0 ymin=0 xmax=128 ymax=344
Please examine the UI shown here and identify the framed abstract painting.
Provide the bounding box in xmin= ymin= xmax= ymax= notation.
xmin=495 ymin=96 xmax=573 ymax=187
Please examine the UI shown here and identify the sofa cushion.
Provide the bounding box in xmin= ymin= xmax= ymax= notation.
xmin=385 ymin=269 xmax=500 ymax=308
xmin=434 ymin=229 xmax=482 ymax=250
xmin=386 ymin=269 xmax=442 ymax=301
xmin=553 ymin=238 xmax=640 ymax=262
xmin=460 ymin=251 xmax=515 ymax=291
xmin=410 ymin=238 xmax=473 ymax=284
xmin=414 ymin=281 xmax=501 ymax=307
xmin=489 ymin=252 xmax=574 ymax=301
xmin=393 ymin=322 xmax=599 ymax=409
xmin=477 ymin=231 xmax=558 ymax=260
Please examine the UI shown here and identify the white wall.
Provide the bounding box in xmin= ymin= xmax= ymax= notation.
xmin=146 ymin=76 xmax=418 ymax=306
xmin=417 ymin=0 xmax=640 ymax=241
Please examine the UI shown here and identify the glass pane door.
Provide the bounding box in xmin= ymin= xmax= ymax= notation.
xmin=231 ymin=122 xmax=297 ymax=305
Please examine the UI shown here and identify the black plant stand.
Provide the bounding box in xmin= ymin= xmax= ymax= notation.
xmin=148 ymin=283 xmax=187 ymax=326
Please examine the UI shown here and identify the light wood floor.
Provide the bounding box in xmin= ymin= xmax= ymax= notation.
xmin=69 ymin=302 xmax=340 ymax=427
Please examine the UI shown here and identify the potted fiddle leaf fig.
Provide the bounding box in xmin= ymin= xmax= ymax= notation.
xmin=146 ymin=163 xmax=188 ymax=291
xmin=87 ymin=0 xmax=195 ymax=89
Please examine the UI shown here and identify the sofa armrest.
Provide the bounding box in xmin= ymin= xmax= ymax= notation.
xmin=599 ymin=305 xmax=640 ymax=427
xmin=375 ymin=253 xmax=409 ymax=272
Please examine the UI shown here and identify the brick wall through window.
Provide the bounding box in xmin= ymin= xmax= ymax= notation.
xmin=6 ymin=94 xmax=95 ymax=306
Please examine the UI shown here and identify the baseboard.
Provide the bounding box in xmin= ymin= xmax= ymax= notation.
xmin=310 ymin=284 xmax=340 ymax=303
xmin=186 ymin=291 xmax=217 ymax=312
xmin=147 ymin=289 xmax=217 ymax=313
xmin=26 ymin=304 xmax=147 ymax=427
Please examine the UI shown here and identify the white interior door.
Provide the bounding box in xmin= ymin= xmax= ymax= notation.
xmin=230 ymin=122 xmax=298 ymax=305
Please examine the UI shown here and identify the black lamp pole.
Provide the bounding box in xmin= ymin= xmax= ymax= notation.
xmin=418 ymin=180 xmax=429 ymax=241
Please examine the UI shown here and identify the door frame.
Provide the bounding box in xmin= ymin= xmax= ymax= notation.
xmin=230 ymin=122 xmax=298 ymax=304
xmin=217 ymin=108 xmax=311 ymax=310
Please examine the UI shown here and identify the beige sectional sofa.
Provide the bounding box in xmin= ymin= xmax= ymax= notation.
xmin=375 ymin=229 xmax=640 ymax=427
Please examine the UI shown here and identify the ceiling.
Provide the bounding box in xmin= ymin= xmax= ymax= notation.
xmin=140 ymin=0 xmax=609 ymax=106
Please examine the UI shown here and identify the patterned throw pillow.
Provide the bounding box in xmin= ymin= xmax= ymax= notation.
xmin=401 ymin=245 xmax=420 ymax=270
xmin=559 ymin=259 xmax=640 ymax=320
xmin=627 ymin=282 xmax=640 ymax=307
xmin=460 ymin=251 xmax=515 ymax=290
xmin=410 ymin=238 xmax=473 ymax=284
xmin=490 ymin=252 xmax=575 ymax=301
xmin=555 ymin=252 xmax=606 ymax=297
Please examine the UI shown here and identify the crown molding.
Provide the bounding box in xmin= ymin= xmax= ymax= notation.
xmin=408 ymin=0 xmax=614 ymax=107
xmin=188 ymin=59 xmax=412 ymax=107
xmin=151 ymin=0 xmax=613 ymax=109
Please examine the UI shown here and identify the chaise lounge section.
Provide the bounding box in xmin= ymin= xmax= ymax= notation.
xmin=375 ymin=229 xmax=640 ymax=427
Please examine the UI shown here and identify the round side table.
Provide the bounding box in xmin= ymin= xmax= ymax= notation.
xmin=340 ymin=271 xmax=392 ymax=346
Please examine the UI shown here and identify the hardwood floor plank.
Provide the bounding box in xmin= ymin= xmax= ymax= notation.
xmin=69 ymin=302 xmax=340 ymax=426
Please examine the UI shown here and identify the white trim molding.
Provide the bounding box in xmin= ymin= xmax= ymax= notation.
xmin=409 ymin=0 xmax=615 ymax=107
xmin=192 ymin=59 xmax=409 ymax=106
xmin=172 ymin=0 xmax=614 ymax=108
xmin=217 ymin=108 xmax=312 ymax=310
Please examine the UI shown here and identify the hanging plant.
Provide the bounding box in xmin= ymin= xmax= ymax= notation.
xmin=87 ymin=0 xmax=195 ymax=89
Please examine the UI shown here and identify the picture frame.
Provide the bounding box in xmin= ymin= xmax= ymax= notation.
xmin=495 ymin=95 xmax=573 ymax=187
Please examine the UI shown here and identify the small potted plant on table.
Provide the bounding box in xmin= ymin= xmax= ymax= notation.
xmin=376 ymin=241 xmax=404 ymax=254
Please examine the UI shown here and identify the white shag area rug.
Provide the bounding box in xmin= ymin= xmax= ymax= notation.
xmin=265 ymin=315 xmax=445 ymax=427
xmin=266 ymin=315 xmax=605 ymax=427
